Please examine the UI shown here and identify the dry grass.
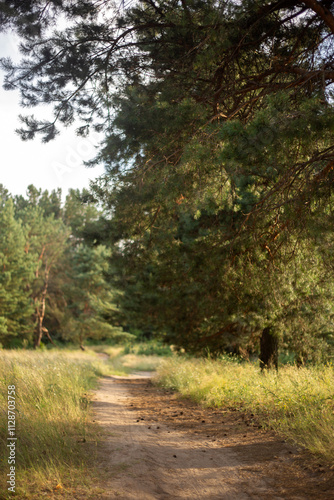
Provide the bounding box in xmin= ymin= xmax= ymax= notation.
xmin=0 ymin=349 xmax=108 ymax=499
xmin=156 ymin=356 xmax=334 ymax=464
xmin=88 ymin=344 xmax=165 ymax=372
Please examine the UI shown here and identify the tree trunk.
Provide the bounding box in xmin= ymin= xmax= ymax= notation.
xmin=42 ymin=326 xmax=55 ymax=345
xmin=34 ymin=265 xmax=50 ymax=348
xmin=34 ymin=314 xmax=44 ymax=349
xmin=259 ymin=326 xmax=278 ymax=370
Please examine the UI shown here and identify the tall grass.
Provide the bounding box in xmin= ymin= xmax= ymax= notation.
xmin=88 ymin=343 xmax=166 ymax=372
xmin=156 ymin=356 xmax=334 ymax=464
xmin=0 ymin=349 xmax=107 ymax=499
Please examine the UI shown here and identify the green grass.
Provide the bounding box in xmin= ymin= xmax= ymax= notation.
xmin=122 ymin=340 xmax=174 ymax=357
xmin=120 ymin=353 xmax=164 ymax=371
xmin=156 ymin=356 xmax=334 ymax=464
xmin=0 ymin=349 xmax=114 ymax=499
xmin=88 ymin=343 xmax=167 ymax=372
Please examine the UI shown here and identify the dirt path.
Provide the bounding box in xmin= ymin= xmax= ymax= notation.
xmin=90 ymin=374 xmax=334 ymax=500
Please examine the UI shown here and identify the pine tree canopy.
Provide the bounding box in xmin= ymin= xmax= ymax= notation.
xmin=0 ymin=199 xmax=35 ymax=343
xmin=1 ymin=1 xmax=334 ymax=214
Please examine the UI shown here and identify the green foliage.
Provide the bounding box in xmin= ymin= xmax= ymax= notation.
xmin=61 ymin=243 xmax=123 ymax=345
xmin=0 ymin=186 xmax=124 ymax=348
xmin=2 ymin=1 xmax=334 ymax=360
xmin=122 ymin=341 xmax=173 ymax=357
xmin=0 ymin=199 xmax=35 ymax=346
xmin=22 ymin=204 xmax=70 ymax=347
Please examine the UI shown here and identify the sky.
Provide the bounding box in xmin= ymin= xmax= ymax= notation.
xmin=0 ymin=33 xmax=105 ymax=200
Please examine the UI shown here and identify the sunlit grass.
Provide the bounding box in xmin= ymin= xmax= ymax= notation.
xmin=87 ymin=345 xmax=124 ymax=358
xmin=88 ymin=344 xmax=165 ymax=372
xmin=121 ymin=353 xmax=163 ymax=371
xmin=0 ymin=349 xmax=108 ymax=499
xmin=156 ymin=356 xmax=334 ymax=464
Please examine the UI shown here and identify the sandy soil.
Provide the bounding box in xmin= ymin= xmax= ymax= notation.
xmin=90 ymin=374 xmax=334 ymax=500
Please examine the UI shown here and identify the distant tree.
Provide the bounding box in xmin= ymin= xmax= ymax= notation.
xmin=0 ymin=199 xmax=35 ymax=346
xmin=0 ymin=185 xmax=126 ymax=347
xmin=63 ymin=188 xmax=103 ymax=242
xmin=0 ymin=184 xmax=11 ymax=203
xmin=14 ymin=185 xmax=62 ymax=219
xmin=62 ymin=243 xmax=128 ymax=348
xmin=36 ymin=187 xmax=127 ymax=347
xmin=19 ymin=204 xmax=70 ymax=347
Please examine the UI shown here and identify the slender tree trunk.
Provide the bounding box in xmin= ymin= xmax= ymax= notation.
xmin=42 ymin=326 xmax=55 ymax=345
xmin=79 ymin=330 xmax=85 ymax=351
xmin=259 ymin=326 xmax=278 ymax=370
xmin=34 ymin=266 xmax=50 ymax=348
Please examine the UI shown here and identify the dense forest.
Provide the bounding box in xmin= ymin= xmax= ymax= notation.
xmin=1 ymin=0 xmax=334 ymax=366
xmin=0 ymin=185 xmax=131 ymax=349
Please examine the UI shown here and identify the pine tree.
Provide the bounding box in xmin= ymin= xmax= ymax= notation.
xmin=0 ymin=199 xmax=35 ymax=346
xmin=18 ymin=201 xmax=70 ymax=347
xmin=62 ymin=243 xmax=127 ymax=347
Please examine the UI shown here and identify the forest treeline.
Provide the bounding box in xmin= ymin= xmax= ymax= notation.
xmin=1 ymin=0 xmax=334 ymax=365
xmin=0 ymin=185 xmax=131 ymax=349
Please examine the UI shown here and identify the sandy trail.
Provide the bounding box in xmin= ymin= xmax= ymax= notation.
xmin=90 ymin=374 xmax=334 ymax=500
